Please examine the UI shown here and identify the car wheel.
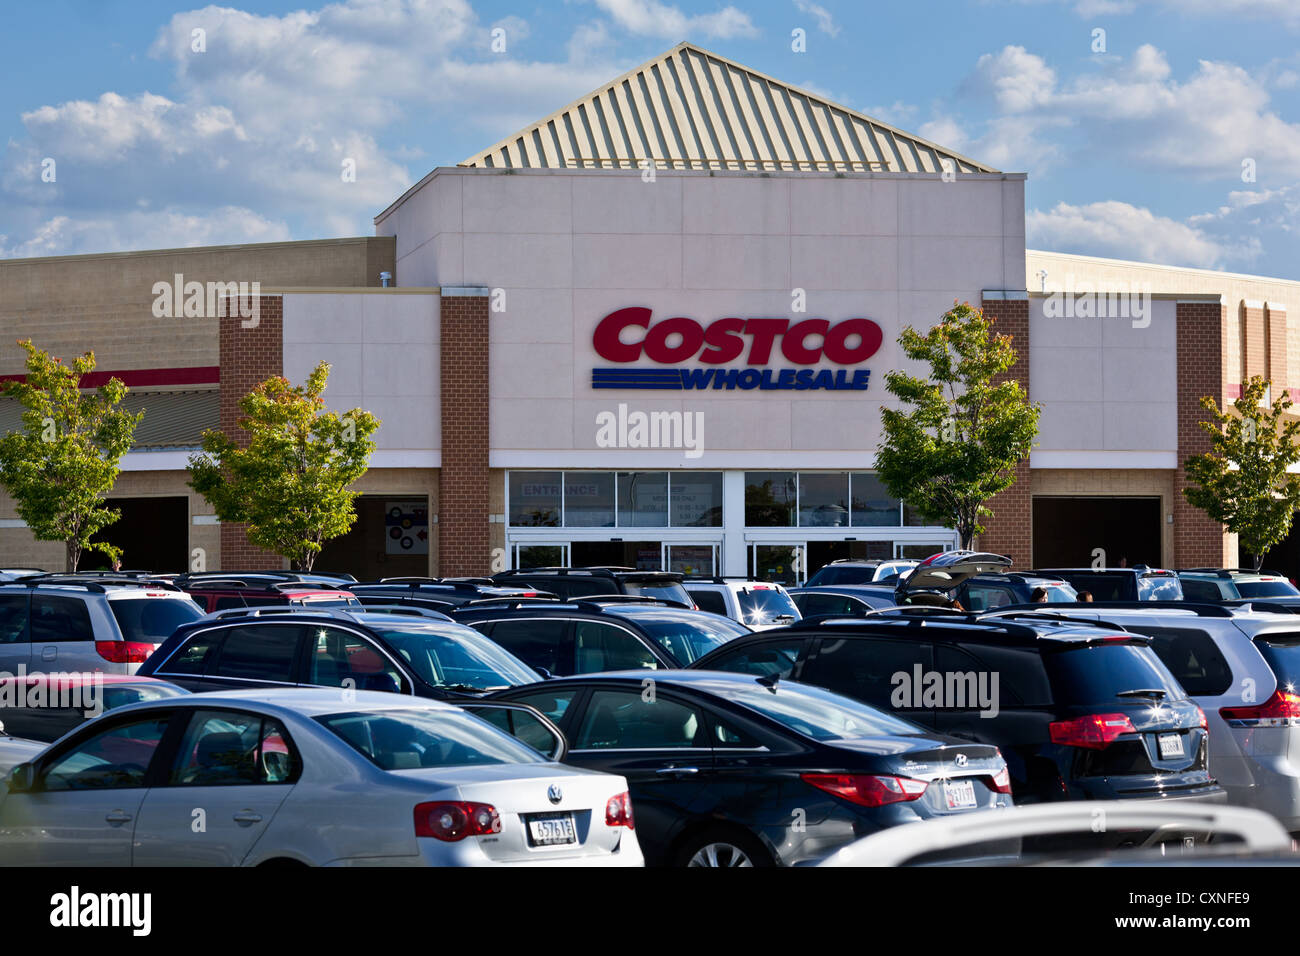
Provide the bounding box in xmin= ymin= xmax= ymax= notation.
xmin=676 ymin=828 xmax=773 ymax=868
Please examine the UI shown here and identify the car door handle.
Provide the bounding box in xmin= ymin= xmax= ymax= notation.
xmin=104 ymin=810 xmax=132 ymax=824
xmin=656 ymin=766 xmax=699 ymax=775
xmin=41 ymin=647 xmax=56 ymax=662
xmin=233 ymin=810 xmax=263 ymax=825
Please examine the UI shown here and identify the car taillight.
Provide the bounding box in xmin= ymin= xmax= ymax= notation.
xmin=1048 ymin=713 xmax=1137 ymax=749
xmin=1221 ymin=689 xmax=1300 ymax=727
xmin=1196 ymin=705 xmax=1208 ymax=730
xmin=989 ymin=766 xmax=1013 ymax=794
xmin=605 ymin=791 xmax=634 ymax=829
xmin=413 ymin=801 xmax=501 ymax=841
xmin=801 ymin=773 xmax=928 ymax=807
xmin=94 ymin=641 xmax=155 ymax=664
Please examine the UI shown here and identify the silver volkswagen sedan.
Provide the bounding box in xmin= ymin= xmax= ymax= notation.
xmin=0 ymin=688 xmax=642 ymax=866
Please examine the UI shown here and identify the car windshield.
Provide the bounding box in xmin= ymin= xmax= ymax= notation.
xmin=697 ymin=678 xmax=922 ymax=740
xmin=1041 ymin=583 xmax=1078 ymax=603
xmin=1237 ymin=580 xmax=1300 ymax=598
xmin=1137 ymin=576 xmax=1183 ymax=601
xmin=369 ymin=623 xmax=539 ymax=691
xmin=735 ymin=587 xmax=800 ymax=624
xmin=108 ymin=598 xmax=203 ymax=642
xmin=617 ymin=611 xmax=749 ymax=664
xmin=315 ymin=708 xmax=546 ymax=770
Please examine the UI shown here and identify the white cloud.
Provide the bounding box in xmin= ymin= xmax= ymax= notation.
xmin=0 ymin=206 xmax=291 ymax=259
xmin=794 ymin=0 xmax=839 ymax=37
xmin=588 ymin=0 xmax=758 ymax=39
xmin=967 ymin=46 xmax=1057 ymax=113
xmin=1027 ymin=199 xmax=1260 ymax=268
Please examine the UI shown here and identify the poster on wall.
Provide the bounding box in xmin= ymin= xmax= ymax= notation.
xmin=386 ymin=501 xmax=429 ymax=555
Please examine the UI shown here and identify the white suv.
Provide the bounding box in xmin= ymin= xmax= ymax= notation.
xmin=683 ymin=578 xmax=801 ymax=631
xmin=0 ymin=575 xmax=206 ymax=676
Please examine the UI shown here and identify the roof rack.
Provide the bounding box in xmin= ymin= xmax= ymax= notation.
xmin=359 ymin=580 xmax=485 ymax=594
xmin=456 ymin=597 xmax=567 ymax=610
xmin=683 ymin=575 xmax=771 ymax=584
xmin=9 ymin=574 xmax=182 ymax=592
xmin=375 ymin=576 xmax=494 ymax=586
xmin=209 ymin=605 xmax=350 ymax=621
xmin=1179 ymin=568 xmax=1288 ymax=577
xmin=348 ymin=604 xmax=452 ymax=621
xmin=975 ymin=609 xmax=1133 ymax=630
xmin=1220 ymin=600 xmax=1300 ymax=614
xmin=995 ymin=600 xmax=1236 ymax=618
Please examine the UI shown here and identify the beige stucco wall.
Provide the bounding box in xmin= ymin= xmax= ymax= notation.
xmin=1028 ymin=250 xmax=1300 ymax=392
xmin=0 ymin=237 xmax=395 ymax=375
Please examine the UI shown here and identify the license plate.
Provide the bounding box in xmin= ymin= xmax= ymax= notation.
xmin=944 ymin=778 xmax=977 ymax=810
xmin=1157 ymin=732 xmax=1185 ymax=759
xmin=525 ymin=813 xmax=576 ymax=847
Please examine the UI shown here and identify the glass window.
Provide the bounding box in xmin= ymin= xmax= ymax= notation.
xmin=160 ymin=629 xmax=224 ymax=676
xmin=307 ymin=626 xmax=405 ymax=694
xmin=108 ymin=598 xmax=203 ymax=643
xmin=850 ymin=473 xmax=901 ymax=526
xmin=1137 ymin=575 xmax=1184 ymax=601
xmin=799 ymin=473 xmax=849 ymax=527
xmin=1043 ymin=644 xmax=1185 ymax=706
xmin=735 ymin=586 xmax=800 ymax=626
xmin=463 ymin=706 xmax=562 ymax=759
xmin=575 ymin=690 xmax=703 ymax=749
xmin=963 ymin=583 xmax=1016 ymax=611
xmin=667 ymin=544 xmax=715 ymax=575
xmin=369 ymin=622 xmax=539 ymax=691
xmin=0 ymin=593 xmax=28 ymax=644
xmin=1237 ymin=580 xmax=1300 ymax=598
xmin=703 ymin=639 xmax=806 ymax=680
xmin=803 ymin=638 xmax=933 ymax=711
xmin=42 ymin=715 xmax=171 ymax=791
xmin=31 ymin=595 xmax=93 ymax=643
xmin=480 ymin=619 xmax=570 ymax=676
xmin=795 ymin=593 xmax=870 ymax=616
xmin=695 ymin=677 xmax=922 ymax=740
xmin=316 ymin=709 xmax=547 ymax=771
xmin=573 ymin=621 xmax=658 ymax=673
xmin=671 ymin=473 xmax=723 ymax=527
xmin=517 ymin=545 xmax=566 ymax=569
xmin=506 ymin=687 xmax=583 ymax=724
xmin=1131 ymin=626 xmax=1234 ymax=697
xmin=688 ymin=589 xmax=728 ymax=616
xmin=1180 ymin=578 xmax=1227 ymax=602
xmin=617 ymin=472 xmax=668 ymax=526
xmin=169 ymin=709 xmax=298 ymax=786
xmin=937 ymin=644 xmax=1051 ymax=708
xmin=564 ymin=473 xmax=615 ymax=527
xmin=616 ymin=610 xmax=747 ymax=664
xmin=745 ymin=472 xmax=796 ymax=526
xmin=509 ymin=471 xmax=561 ymax=527
xmin=212 ymin=625 xmax=302 ymax=683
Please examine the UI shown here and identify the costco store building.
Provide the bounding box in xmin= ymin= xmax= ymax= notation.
xmin=1 ymin=43 xmax=1297 ymax=580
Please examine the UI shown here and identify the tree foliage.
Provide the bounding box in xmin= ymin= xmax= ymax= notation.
xmin=0 ymin=340 xmax=141 ymax=571
xmin=875 ymin=302 xmax=1039 ymax=549
xmin=188 ymin=362 xmax=380 ymax=570
xmin=1183 ymin=375 xmax=1300 ymax=570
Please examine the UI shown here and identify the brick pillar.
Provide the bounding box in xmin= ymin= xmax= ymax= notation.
xmin=1243 ymin=300 xmax=1267 ymax=381
xmin=1267 ymin=302 xmax=1288 ymax=400
xmin=439 ymin=289 xmax=491 ymax=576
xmin=1174 ymin=299 xmax=1231 ymax=567
xmin=976 ymin=294 xmax=1032 ymax=565
xmin=218 ymin=294 xmax=287 ymax=570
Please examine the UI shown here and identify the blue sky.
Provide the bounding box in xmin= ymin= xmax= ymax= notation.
xmin=2 ymin=0 xmax=1298 ymax=278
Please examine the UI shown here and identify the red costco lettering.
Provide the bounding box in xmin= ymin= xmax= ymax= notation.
xmin=592 ymin=308 xmax=882 ymax=366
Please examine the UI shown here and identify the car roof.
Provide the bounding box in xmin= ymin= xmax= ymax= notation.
xmin=109 ymin=686 xmax=460 ymax=719
xmin=721 ymin=613 xmax=1142 ymax=647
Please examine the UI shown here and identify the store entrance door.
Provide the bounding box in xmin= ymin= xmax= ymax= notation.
xmin=1032 ymin=496 xmax=1162 ymax=568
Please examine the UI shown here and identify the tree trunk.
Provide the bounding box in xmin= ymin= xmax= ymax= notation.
xmin=65 ymin=538 xmax=80 ymax=573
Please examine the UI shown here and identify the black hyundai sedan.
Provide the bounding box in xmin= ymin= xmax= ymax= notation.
xmin=489 ymin=670 xmax=1013 ymax=866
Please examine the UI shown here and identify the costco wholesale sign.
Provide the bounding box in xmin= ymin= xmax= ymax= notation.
xmin=591 ymin=307 xmax=883 ymax=391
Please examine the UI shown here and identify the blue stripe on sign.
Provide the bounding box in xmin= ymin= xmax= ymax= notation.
xmin=591 ymin=368 xmax=684 ymax=389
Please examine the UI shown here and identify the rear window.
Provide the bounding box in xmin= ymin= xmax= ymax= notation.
xmin=622 ymin=581 xmax=693 ymax=606
xmin=1180 ymin=578 xmax=1228 ymax=602
xmin=1043 ymin=643 xmax=1185 ymax=705
xmin=807 ymin=566 xmax=876 ymax=586
xmin=616 ymin=611 xmax=748 ymax=664
xmin=1236 ymin=580 xmax=1300 ymax=598
xmin=1254 ymin=633 xmax=1300 ymax=685
xmin=109 ymin=598 xmax=203 ymax=642
xmin=688 ymin=589 xmax=729 ymax=616
xmin=315 ymin=708 xmax=545 ymax=770
xmin=1056 ymin=573 xmax=1131 ymax=601
xmin=735 ymin=587 xmax=799 ymax=624
xmin=1138 ymin=575 xmax=1183 ymax=601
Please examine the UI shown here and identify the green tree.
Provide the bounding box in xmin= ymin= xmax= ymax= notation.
xmin=1183 ymin=375 xmax=1300 ymax=570
xmin=0 ymin=340 xmax=141 ymax=571
xmin=875 ymin=302 xmax=1039 ymax=550
xmin=188 ymin=362 xmax=380 ymax=570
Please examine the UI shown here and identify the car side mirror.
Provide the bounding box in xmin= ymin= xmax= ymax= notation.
xmin=8 ymin=763 xmax=34 ymax=794
xmin=534 ymin=666 xmax=554 ymax=680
